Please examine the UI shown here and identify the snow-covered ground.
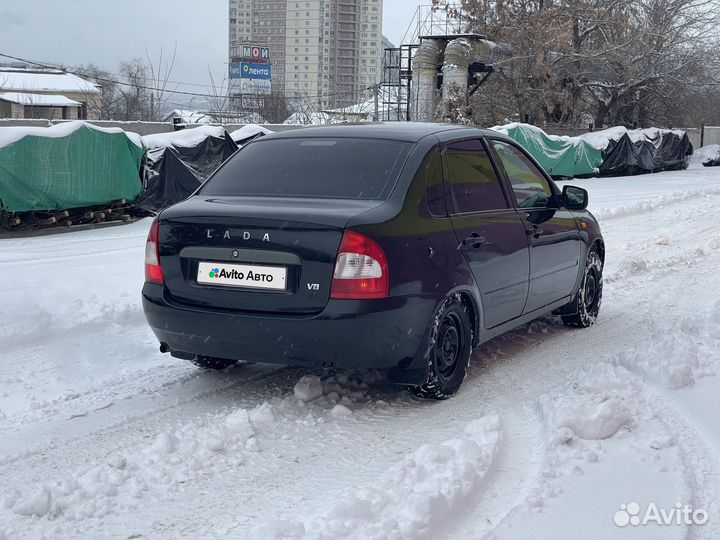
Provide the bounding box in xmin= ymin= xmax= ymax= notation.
xmin=1 ymin=164 xmax=720 ymax=539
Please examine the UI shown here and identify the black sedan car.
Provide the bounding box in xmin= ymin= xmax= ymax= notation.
xmin=142 ymin=123 xmax=604 ymax=399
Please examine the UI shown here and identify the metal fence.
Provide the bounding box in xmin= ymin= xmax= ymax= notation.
xmin=703 ymin=126 xmax=720 ymax=146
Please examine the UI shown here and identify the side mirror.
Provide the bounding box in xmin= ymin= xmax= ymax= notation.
xmin=562 ymin=185 xmax=588 ymax=210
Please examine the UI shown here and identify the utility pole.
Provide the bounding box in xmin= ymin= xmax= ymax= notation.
xmin=373 ymin=84 xmax=380 ymax=122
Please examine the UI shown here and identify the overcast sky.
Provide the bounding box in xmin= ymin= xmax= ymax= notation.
xmin=0 ymin=0 xmax=426 ymax=101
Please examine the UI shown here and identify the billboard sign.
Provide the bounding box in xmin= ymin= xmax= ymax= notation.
xmin=240 ymin=62 xmax=272 ymax=80
xmin=241 ymin=45 xmax=270 ymax=62
xmin=242 ymin=96 xmax=264 ymax=109
xmin=229 ymin=63 xmax=243 ymax=79
xmin=240 ymin=78 xmax=272 ymax=96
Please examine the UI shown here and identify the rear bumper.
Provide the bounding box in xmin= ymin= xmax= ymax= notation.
xmin=142 ymin=283 xmax=440 ymax=384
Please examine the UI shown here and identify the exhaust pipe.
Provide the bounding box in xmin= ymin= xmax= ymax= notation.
xmin=159 ymin=342 xmax=194 ymax=360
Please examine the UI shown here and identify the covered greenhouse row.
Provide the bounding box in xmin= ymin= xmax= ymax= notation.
xmin=491 ymin=123 xmax=693 ymax=179
xmin=0 ymin=122 xmax=145 ymax=214
xmin=0 ymin=122 xmax=273 ymax=229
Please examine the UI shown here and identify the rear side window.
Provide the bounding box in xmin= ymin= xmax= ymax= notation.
xmin=491 ymin=140 xmax=554 ymax=209
xmin=200 ymin=138 xmax=411 ymax=200
xmin=415 ymin=147 xmax=445 ymax=217
xmin=446 ymin=139 xmax=508 ymax=213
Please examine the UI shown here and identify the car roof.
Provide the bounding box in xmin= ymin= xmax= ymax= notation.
xmin=262 ymin=122 xmax=502 ymax=143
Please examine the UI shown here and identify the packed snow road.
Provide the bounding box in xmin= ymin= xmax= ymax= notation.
xmin=1 ymin=163 xmax=720 ymax=539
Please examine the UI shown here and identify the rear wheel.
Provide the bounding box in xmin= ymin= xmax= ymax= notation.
xmin=191 ymin=355 xmax=238 ymax=370
xmin=562 ymin=248 xmax=603 ymax=328
xmin=410 ymin=297 xmax=472 ymax=400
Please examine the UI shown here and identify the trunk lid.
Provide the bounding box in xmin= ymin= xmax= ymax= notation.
xmin=158 ymin=195 xmax=382 ymax=313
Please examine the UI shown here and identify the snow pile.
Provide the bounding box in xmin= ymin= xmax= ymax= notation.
xmin=1 ymin=298 xmax=144 ymax=349
xmin=2 ymin=404 xmax=273 ymax=520
xmin=0 ymin=120 xmax=143 ymax=149
xmin=616 ymin=304 xmax=720 ymax=389
xmin=540 ymin=367 xmax=636 ymax=441
xmin=141 ymin=125 xmax=226 ymax=149
xmin=294 ymin=375 xmax=325 ymax=402
xmin=229 ymin=124 xmax=273 ymax=144
xmin=290 ymin=371 xmax=388 ymax=410
xmin=693 ymin=144 xmax=720 ymax=166
xmin=254 ymin=414 xmax=502 ymax=539
xmin=593 ymin=186 xmax=720 ymax=221
xmin=0 ymin=219 xmax=152 ymax=349
xmin=544 ymin=395 xmax=632 ymax=440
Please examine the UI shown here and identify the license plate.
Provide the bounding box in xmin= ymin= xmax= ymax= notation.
xmin=197 ymin=261 xmax=287 ymax=291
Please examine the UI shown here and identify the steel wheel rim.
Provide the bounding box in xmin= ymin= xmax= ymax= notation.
xmin=435 ymin=313 xmax=462 ymax=378
xmin=584 ymin=272 xmax=598 ymax=311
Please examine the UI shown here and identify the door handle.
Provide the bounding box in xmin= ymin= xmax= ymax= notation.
xmin=461 ymin=234 xmax=489 ymax=249
xmin=527 ymin=226 xmax=544 ymax=237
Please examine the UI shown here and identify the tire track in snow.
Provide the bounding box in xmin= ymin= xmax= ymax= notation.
xmin=477 ymin=262 xmax=720 ymax=539
xmin=633 ymin=380 xmax=720 ymax=540
xmin=2 ymin=179 xmax=720 ymax=537
xmin=592 ymin=186 xmax=720 ymax=221
xmin=0 ymin=363 xmax=298 ymax=468
xmin=252 ymin=414 xmax=504 ymax=540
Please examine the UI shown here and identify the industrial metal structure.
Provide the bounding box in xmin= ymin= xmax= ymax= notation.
xmin=380 ymin=5 xmax=512 ymax=122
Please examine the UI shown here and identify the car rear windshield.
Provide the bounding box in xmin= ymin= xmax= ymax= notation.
xmin=200 ymin=137 xmax=411 ymax=200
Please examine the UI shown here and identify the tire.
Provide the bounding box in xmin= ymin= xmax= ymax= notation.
xmin=410 ymin=296 xmax=473 ymax=400
xmin=191 ymin=355 xmax=238 ymax=370
xmin=562 ymin=248 xmax=603 ymax=328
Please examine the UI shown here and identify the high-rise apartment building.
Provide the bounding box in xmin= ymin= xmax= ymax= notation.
xmin=229 ymin=0 xmax=383 ymax=108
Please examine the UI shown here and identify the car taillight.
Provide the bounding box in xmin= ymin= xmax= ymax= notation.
xmin=144 ymin=220 xmax=164 ymax=284
xmin=330 ymin=230 xmax=389 ymax=299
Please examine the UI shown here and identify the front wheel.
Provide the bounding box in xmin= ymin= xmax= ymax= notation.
xmin=562 ymin=248 xmax=603 ymax=328
xmin=410 ymin=297 xmax=472 ymax=400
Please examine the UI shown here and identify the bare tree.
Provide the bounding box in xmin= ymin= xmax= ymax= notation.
xmin=260 ymin=91 xmax=291 ymax=124
xmin=206 ymin=67 xmax=230 ymax=120
xmin=115 ymin=59 xmax=152 ymax=121
xmin=145 ymin=44 xmax=178 ymax=121
xmin=435 ymin=0 xmax=720 ymax=128
xmin=76 ymin=64 xmax=120 ymax=120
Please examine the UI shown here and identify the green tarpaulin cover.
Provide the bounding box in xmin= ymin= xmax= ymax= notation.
xmin=0 ymin=122 xmax=145 ymax=212
xmin=493 ymin=123 xmax=604 ymax=178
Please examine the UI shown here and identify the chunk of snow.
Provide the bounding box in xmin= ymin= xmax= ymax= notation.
xmin=204 ymin=436 xmax=225 ymax=452
xmin=152 ymin=432 xmax=178 ymax=454
xmin=12 ymin=488 xmax=54 ymax=518
xmin=293 ymin=375 xmax=324 ymax=402
xmin=225 ymin=409 xmax=254 ymax=439
xmin=330 ymin=404 xmax=352 ymax=417
xmin=249 ymin=403 xmax=276 ymax=424
xmin=549 ymin=397 xmax=631 ymax=439
xmin=107 ymin=454 xmax=127 ymax=470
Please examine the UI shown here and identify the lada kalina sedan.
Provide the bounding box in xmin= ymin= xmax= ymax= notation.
xmin=142 ymin=123 xmax=604 ymax=399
